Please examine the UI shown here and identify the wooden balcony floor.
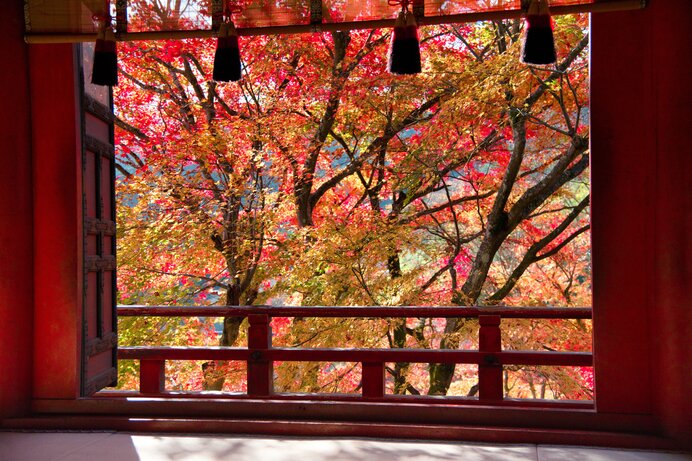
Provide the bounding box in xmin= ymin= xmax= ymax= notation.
xmin=1 ymin=431 xmax=689 ymax=461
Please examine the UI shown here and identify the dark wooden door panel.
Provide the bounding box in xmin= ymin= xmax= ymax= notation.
xmin=80 ymin=45 xmax=117 ymax=395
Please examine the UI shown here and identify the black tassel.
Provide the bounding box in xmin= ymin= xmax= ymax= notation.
xmin=92 ymin=26 xmax=118 ymax=86
xmin=213 ymin=21 xmax=242 ymax=82
xmin=388 ymin=9 xmax=421 ymax=75
xmin=521 ymin=0 xmax=557 ymax=65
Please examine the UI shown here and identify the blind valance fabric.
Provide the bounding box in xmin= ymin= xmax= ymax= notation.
xmin=24 ymin=0 xmax=644 ymax=43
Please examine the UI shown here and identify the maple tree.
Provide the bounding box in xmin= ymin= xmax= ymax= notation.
xmin=115 ymin=2 xmax=592 ymax=397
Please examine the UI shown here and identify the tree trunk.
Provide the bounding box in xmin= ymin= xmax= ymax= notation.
xmin=391 ymin=317 xmax=409 ymax=394
xmin=203 ymin=283 xmax=245 ymax=390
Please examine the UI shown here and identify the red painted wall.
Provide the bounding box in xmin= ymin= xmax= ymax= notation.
xmin=0 ymin=0 xmax=34 ymax=418
xmin=29 ymin=44 xmax=83 ymax=399
xmin=1 ymin=2 xmax=83 ymax=410
xmin=591 ymin=6 xmax=655 ymax=416
xmin=591 ymin=0 xmax=692 ymax=443
xmin=648 ymin=0 xmax=692 ymax=441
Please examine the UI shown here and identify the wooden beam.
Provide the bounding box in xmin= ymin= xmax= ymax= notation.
xmin=118 ymin=346 xmax=592 ymax=367
xmin=117 ymin=305 xmax=593 ymax=319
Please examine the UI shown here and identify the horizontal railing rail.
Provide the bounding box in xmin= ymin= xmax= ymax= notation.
xmin=117 ymin=305 xmax=592 ymax=319
xmin=118 ymin=347 xmax=591 ymax=367
xmin=115 ymin=306 xmax=593 ymax=406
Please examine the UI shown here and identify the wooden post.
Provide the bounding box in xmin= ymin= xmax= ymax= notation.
xmin=247 ymin=314 xmax=273 ymax=396
xmin=478 ymin=315 xmax=503 ymax=401
xmin=362 ymin=362 xmax=385 ymax=398
xmin=140 ymin=359 xmax=165 ymax=394
xmin=0 ymin=0 xmax=33 ymax=417
xmin=31 ymin=44 xmax=84 ymax=400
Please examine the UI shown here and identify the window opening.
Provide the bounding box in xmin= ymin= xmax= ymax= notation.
xmin=108 ymin=7 xmax=592 ymax=402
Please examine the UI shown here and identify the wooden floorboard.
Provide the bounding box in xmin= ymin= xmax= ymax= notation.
xmin=1 ymin=415 xmax=679 ymax=451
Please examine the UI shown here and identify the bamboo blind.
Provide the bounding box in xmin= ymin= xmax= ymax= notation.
xmin=24 ymin=0 xmax=645 ymax=43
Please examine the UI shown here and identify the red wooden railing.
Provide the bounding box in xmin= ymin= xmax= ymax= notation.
xmin=116 ymin=306 xmax=592 ymax=407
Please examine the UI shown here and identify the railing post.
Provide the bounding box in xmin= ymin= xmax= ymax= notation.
xmin=247 ymin=314 xmax=273 ymax=396
xmin=140 ymin=359 xmax=165 ymax=394
xmin=478 ymin=314 xmax=503 ymax=401
xmin=362 ymin=362 xmax=385 ymax=398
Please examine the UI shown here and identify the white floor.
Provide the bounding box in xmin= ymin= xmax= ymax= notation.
xmin=0 ymin=432 xmax=690 ymax=461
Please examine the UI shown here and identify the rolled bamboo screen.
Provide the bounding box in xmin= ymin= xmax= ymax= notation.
xmin=24 ymin=0 xmax=645 ymax=43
